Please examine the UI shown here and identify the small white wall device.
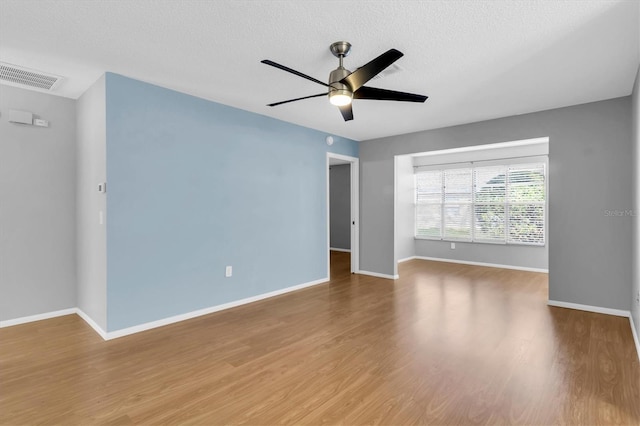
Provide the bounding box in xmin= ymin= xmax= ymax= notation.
xmin=7 ymin=109 xmax=49 ymax=127
xmin=98 ymin=183 xmax=107 ymax=193
xmin=8 ymin=109 xmax=33 ymax=125
xmin=326 ymin=136 xmax=334 ymax=146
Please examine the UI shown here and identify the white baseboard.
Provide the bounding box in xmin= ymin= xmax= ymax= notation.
xmin=103 ymin=276 xmax=329 ymax=340
xmin=412 ymin=256 xmax=548 ymax=273
xmin=0 ymin=308 xmax=77 ymax=328
xmin=629 ymin=315 xmax=640 ymax=363
xmin=76 ymin=308 xmax=108 ymax=340
xmin=547 ymin=300 xmax=639 ymax=362
xmin=547 ymin=300 xmax=630 ymax=317
xmin=397 ymin=256 xmax=416 ymax=263
xmin=357 ymin=270 xmax=399 ymax=280
xmin=0 ymin=277 xmax=331 ymax=341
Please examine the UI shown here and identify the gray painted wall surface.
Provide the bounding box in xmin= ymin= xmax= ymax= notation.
xmin=414 ymin=239 xmax=547 ymax=270
xmin=632 ymin=66 xmax=639 ymax=340
xmin=395 ymin=155 xmax=414 ymax=262
xmin=360 ymin=97 xmax=632 ymax=311
xmin=0 ymin=85 xmax=77 ymax=320
xmin=330 ymin=164 xmax=350 ymax=250
xmin=76 ymin=76 xmax=107 ymax=330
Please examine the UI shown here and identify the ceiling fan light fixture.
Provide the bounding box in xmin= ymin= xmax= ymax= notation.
xmin=329 ymin=89 xmax=353 ymax=106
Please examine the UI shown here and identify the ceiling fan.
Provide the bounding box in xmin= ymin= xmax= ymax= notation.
xmin=261 ymin=41 xmax=428 ymax=122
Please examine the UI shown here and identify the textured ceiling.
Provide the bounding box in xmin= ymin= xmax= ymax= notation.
xmin=0 ymin=0 xmax=638 ymax=141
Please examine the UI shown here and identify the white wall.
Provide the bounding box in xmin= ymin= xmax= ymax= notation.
xmin=0 ymin=84 xmax=77 ymax=320
xmin=76 ymin=76 xmax=107 ymax=330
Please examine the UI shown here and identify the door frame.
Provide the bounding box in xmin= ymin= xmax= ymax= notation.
xmin=327 ymin=153 xmax=359 ymax=276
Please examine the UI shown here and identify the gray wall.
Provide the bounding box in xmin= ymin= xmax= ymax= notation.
xmin=76 ymin=76 xmax=107 ymax=330
xmin=632 ymin=66 xmax=639 ymax=339
xmin=0 ymin=85 xmax=77 ymax=320
xmin=395 ymin=155 xmax=415 ymax=261
xmin=330 ymin=164 xmax=351 ymax=250
xmin=361 ymin=97 xmax=633 ymax=311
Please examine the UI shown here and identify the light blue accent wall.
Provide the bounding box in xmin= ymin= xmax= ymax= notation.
xmin=105 ymin=73 xmax=357 ymax=331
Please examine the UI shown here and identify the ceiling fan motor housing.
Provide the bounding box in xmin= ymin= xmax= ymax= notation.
xmin=329 ymin=67 xmax=352 ymax=101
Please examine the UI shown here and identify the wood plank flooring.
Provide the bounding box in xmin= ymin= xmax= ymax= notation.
xmin=1 ymin=252 xmax=639 ymax=425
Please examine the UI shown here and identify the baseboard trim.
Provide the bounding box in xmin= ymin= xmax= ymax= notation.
xmin=357 ymin=270 xmax=399 ymax=280
xmin=103 ymin=276 xmax=330 ymax=340
xmin=412 ymin=256 xmax=548 ymax=273
xmin=547 ymin=300 xmax=631 ymax=317
xmin=75 ymin=309 xmax=108 ymax=340
xmin=397 ymin=256 xmax=415 ymax=263
xmin=0 ymin=308 xmax=77 ymax=328
xmin=629 ymin=315 xmax=640 ymax=363
xmin=330 ymin=247 xmax=351 ymax=253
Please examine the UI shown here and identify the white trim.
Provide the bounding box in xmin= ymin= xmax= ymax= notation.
xmin=350 ymin=159 xmax=360 ymax=274
xmin=327 ymin=152 xmax=360 ymax=277
xmin=103 ymin=277 xmax=329 ymax=340
xmin=393 ymin=155 xmax=398 ymax=277
xmin=547 ymin=300 xmax=631 ymax=318
xmin=630 ymin=316 xmax=640 ymax=362
xmin=327 ymin=152 xmax=358 ymax=163
xmin=413 ymin=256 xmax=548 ymax=273
xmin=357 ymin=270 xmax=399 ymax=280
xmin=0 ymin=308 xmax=77 ymax=327
xmin=76 ymin=309 xmax=108 ymax=339
xmin=409 ymin=137 xmax=549 ymax=159
xmin=397 ymin=256 xmax=416 ymax=263
xmin=330 ymin=247 xmax=351 ymax=253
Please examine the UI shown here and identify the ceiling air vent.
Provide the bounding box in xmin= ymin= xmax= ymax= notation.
xmin=0 ymin=62 xmax=63 ymax=91
xmin=371 ymin=63 xmax=403 ymax=81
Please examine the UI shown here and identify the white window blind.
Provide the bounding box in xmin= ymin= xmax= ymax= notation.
xmin=443 ymin=168 xmax=472 ymax=241
xmin=474 ymin=165 xmax=506 ymax=243
xmin=415 ymin=161 xmax=545 ymax=246
xmin=507 ymin=163 xmax=545 ymax=245
xmin=415 ymin=171 xmax=442 ymax=238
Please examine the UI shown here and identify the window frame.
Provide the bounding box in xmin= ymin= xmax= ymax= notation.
xmin=414 ymin=157 xmax=547 ymax=247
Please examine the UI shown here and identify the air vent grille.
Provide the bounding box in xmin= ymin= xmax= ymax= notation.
xmin=0 ymin=62 xmax=62 ymax=90
xmin=371 ymin=63 xmax=403 ymax=80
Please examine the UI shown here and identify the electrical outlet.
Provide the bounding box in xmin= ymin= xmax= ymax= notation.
xmin=225 ymin=266 xmax=232 ymax=277
xmin=450 ymin=242 xmax=455 ymax=250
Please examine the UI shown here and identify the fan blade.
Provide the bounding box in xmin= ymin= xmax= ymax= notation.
xmin=261 ymin=60 xmax=330 ymax=88
xmin=338 ymin=104 xmax=353 ymax=121
xmin=354 ymin=86 xmax=428 ymax=103
xmin=340 ymin=49 xmax=403 ymax=91
xmin=267 ymin=93 xmax=326 ymax=107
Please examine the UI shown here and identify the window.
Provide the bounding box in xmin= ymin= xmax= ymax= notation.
xmin=415 ymin=161 xmax=546 ymax=246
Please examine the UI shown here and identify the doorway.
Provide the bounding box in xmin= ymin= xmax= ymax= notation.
xmin=327 ymin=153 xmax=359 ymax=278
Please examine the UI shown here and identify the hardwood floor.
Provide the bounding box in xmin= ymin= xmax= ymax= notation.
xmin=1 ymin=253 xmax=639 ymax=425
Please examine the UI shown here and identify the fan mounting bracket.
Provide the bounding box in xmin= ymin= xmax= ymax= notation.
xmin=330 ymin=41 xmax=352 ymax=58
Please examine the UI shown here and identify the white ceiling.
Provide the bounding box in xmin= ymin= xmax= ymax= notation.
xmin=0 ymin=1 xmax=638 ymax=141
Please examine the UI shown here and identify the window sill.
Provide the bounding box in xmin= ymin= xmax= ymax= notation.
xmin=414 ymin=237 xmax=545 ymax=247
